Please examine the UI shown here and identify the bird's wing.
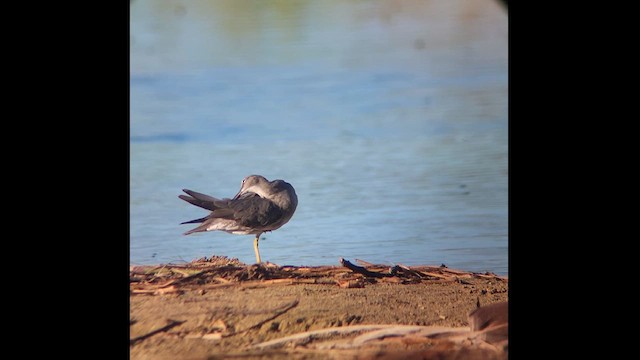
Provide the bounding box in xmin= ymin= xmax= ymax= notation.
xmin=224 ymin=193 xmax=284 ymax=228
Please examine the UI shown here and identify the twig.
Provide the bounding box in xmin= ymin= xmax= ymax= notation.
xmin=456 ymin=277 xmax=473 ymax=285
xmin=339 ymin=258 xmax=393 ymax=278
xmin=150 ymin=264 xmax=169 ymax=277
xmin=251 ymin=324 xmax=451 ymax=349
xmin=130 ymin=285 xmax=182 ymax=295
xmin=395 ymin=264 xmax=426 ymax=278
xmin=351 ymin=326 xmax=470 ymax=346
xmin=354 ymin=259 xmax=377 ymax=267
xmin=156 ymin=268 xmax=223 ymax=288
xmin=159 ymin=270 xmax=206 ymax=287
xmin=225 ymin=300 xmax=299 ymax=337
xmin=260 ymin=279 xmax=295 ymax=285
xmin=129 ymin=320 xmax=185 ymax=345
xmin=130 ymin=265 xmax=161 ymax=275
xmin=473 ymin=273 xmax=501 ymax=279
xmin=251 ymin=325 xmax=394 ymax=349
xmin=417 ymin=270 xmax=454 ymax=280
xmin=436 ymin=267 xmax=470 ymax=275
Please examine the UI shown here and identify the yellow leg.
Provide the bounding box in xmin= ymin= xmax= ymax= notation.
xmin=253 ymin=234 xmax=262 ymax=264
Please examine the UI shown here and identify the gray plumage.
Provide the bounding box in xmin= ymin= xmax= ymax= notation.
xmin=179 ymin=175 xmax=298 ymax=263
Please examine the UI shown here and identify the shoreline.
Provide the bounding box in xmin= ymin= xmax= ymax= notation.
xmin=130 ymin=256 xmax=508 ymax=359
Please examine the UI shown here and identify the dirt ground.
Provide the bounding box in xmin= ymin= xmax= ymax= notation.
xmin=130 ymin=256 xmax=508 ymax=359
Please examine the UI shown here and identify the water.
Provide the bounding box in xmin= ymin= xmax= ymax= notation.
xmin=130 ymin=0 xmax=508 ymax=275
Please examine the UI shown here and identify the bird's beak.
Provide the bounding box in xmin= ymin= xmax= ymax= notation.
xmin=232 ymin=189 xmax=243 ymax=200
xmin=233 ymin=183 xmax=249 ymax=200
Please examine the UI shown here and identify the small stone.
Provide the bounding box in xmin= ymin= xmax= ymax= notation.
xmin=202 ymin=333 xmax=222 ymax=341
xmin=269 ymin=322 xmax=280 ymax=332
xmin=439 ymin=315 xmax=446 ymax=320
xmin=210 ymin=319 xmax=227 ymax=331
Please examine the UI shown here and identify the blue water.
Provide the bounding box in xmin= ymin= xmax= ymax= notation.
xmin=130 ymin=0 xmax=508 ymax=275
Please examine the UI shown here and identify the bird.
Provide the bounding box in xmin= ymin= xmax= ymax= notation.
xmin=179 ymin=175 xmax=298 ymax=264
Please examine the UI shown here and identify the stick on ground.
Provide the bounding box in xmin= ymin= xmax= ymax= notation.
xmin=340 ymin=258 xmax=393 ymax=278
xmin=130 ymin=320 xmax=186 ymax=345
xmin=225 ymin=300 xmax=300 ymax=337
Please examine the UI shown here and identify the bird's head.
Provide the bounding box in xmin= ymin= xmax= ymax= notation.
xmin=233 ymin=175 xmax=270 ymax=199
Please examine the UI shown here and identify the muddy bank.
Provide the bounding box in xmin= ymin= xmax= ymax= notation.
xmin=130 ymin=256 xmax=508 ymax=359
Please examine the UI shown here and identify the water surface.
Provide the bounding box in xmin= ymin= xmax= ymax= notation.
xmin=130 ymin=0 xmax=508 ymax=274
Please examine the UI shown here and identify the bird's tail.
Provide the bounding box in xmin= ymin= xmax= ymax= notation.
xmin=182 ymin=222 xmax=210 ymax=235
xmin=179 ymin=189 xmax=223 ymax=211
xmin=180 ymin=216 xmax=209 ymax=225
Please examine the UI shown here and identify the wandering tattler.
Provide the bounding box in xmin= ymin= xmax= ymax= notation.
xmin=179 ymin=175 xmax=298 ymax=263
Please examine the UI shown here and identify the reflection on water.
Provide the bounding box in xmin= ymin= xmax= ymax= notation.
xmin=130 ymin=0 xmax=508 ymax=274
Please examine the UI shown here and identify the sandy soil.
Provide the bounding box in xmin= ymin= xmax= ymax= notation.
xmin=130 ymin=256 xmax=508 ymax=359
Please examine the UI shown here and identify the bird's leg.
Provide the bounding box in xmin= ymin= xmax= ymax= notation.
xmin=253 ymin=233 xmax=262 ymax=264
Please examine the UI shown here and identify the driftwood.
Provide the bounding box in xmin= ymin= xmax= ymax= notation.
xmin=419 ymin=270 xmax=453 ymax=279
xmin=395 ymin=264 xmax=426 ymax=278
xmin=130 ymin=256 xmax=507 ymax=295
xmin=339 ymin=257 xmax=394 ymax=278
xmin=130 ymin=257 xmax=507 ymax=358
xmin=251 ymin=324 xmax=473 ymax=350
xmin=354 ymin=259 xmax=377 ymax=267
xmin=130 ymin=285 xmax=182 ymax=295
xmin=250 ymin=300 xmax=507 ymax=352
xmin=251 ymin=324 xmax=403 ymax=349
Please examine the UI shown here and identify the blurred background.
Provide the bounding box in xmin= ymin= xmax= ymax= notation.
xmin=130 ymin=0 xmax=508 ymax=274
